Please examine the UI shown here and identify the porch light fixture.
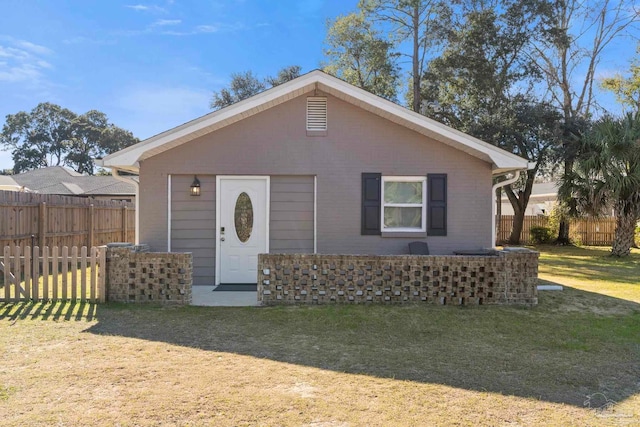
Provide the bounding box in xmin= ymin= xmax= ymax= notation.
xmin=190 ymin=175 xmax=201 ymax=196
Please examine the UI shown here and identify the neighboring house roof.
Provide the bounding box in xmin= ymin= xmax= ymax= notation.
xmin=10 ymin=166 xmax=136 ymax=196
xmin=501 ymin=182 xmax=559 ymax=201
xmin=0 ymin=175 xmax=23 ymax=191
xmin=98 ymin=70 xmax=530 ymax=175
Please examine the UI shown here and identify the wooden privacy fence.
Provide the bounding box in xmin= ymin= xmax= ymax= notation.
xmin=499 ymin=215 xmax=617 ymax=245
xmin=0 ymin=191 xmax=135 ymax=250
xmin=0 ymin=245 xmax=106 ymax=303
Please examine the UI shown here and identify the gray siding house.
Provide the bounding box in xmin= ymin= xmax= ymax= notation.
xmin=98 ymin=71 xmax=530 ymax=286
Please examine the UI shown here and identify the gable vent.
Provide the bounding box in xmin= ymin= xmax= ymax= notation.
xmin=307 ymin=97 xmax=327 ymax=131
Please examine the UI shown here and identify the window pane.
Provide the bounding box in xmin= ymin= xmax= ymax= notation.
xmin=384 ymin=207 xmax=422 ymax=229
xmin=384 ymin=181 xmax=422 ymax=204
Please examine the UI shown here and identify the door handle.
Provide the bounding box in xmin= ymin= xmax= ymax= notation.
xmin=221 ymin=237 xmax=225 ymax=241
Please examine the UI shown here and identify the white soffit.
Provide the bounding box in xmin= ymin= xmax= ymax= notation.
xmin=101 ymin=70 xmax=529 ymax=173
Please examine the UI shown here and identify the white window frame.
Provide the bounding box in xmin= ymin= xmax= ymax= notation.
xmin=381 ymin=176 xmax=427 ymax=232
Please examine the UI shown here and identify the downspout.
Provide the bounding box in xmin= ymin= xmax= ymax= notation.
xmin=111 ymin=168 xmax=140 ymax=245
xmin=491 ymin=170 xmax=521 ymax=249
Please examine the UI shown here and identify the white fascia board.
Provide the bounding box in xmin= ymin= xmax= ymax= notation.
xmin=101 ymin=69 xmax=529 ymax=172
xmin=315 ymin=74 xmax=530 ymax=170
xmin=101 ymin=72 xmax=323 ymax=168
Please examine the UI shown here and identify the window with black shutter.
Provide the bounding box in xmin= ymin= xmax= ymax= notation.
xmin=427 ymin=174 xmax=447 ymax=236
xmin=361 ymin=173 xmax=447 ymax=236
xmin=361 ymin=173 xmax=381 ymax=235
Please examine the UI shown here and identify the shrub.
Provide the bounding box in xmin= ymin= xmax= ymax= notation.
xmin=530 ymin=226 xmax=553 ymax=244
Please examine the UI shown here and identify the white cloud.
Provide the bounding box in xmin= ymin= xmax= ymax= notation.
xmin=126 ymin=4 xmax=149 ymax=11
xmin=152 ymin=19 xmax=181 ymax=27
xmin=62 ymin=36 xmax=115 ymax=45
xmin=161 ymin=22 xmax=245 ymax=36
xmin=125 ymin=4 xmax=167 ymax=13
xmin=0 ymin=38 xmax=53 ymax=84
xmin=195 ymin=25 xmax=217 ymax=33
xmin=14 ymin=40 xmax=53 ymax=56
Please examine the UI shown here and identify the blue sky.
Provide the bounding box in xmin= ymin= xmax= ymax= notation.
xmin=0 ymin=0 xmax=356 ymax=169
xmin=0 ymin=1 xmax=635 ymax=171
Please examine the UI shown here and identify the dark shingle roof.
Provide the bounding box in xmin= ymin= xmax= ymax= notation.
xmin=11 ymin=166 xmax=135 ymax=196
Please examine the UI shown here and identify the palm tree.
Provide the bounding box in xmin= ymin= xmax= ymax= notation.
xmin=560 ymin=112 xmax=640 ymax=257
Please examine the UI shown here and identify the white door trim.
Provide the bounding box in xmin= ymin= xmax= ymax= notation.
xmin=215 ymin=176 xmax=270 ymax=285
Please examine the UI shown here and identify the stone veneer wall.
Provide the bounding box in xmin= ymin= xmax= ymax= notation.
xmin=258 ymin=249 xmax=538 ymax=306
xmin=105 ymin=244 xmax=192 ymax=305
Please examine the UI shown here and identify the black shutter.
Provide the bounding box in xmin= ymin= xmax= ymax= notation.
xmin=427 ymin=174 xmax=447 ymax=236
xmin=361 ymin=173 xmax=381 ymax=235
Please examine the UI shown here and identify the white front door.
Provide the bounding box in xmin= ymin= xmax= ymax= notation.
xmin=217 ymin=177 xmax=269 ymax=284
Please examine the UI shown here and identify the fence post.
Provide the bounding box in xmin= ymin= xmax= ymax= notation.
xmin=38 ymin=202 xmax=47 ymax=248
xmin=88 ymin=204 xmax=95 ymax=248
xmin=122 ymin=206 xmax=128 ymax=242
xmin=3 ymin=246 xmax=10 ymax=302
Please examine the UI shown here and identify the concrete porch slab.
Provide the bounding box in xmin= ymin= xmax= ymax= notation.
xmin=191 ymin=285 xmax=261 ymax=307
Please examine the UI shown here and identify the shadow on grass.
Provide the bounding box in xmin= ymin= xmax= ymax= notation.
xmin=0 ymin=300 xmax=98 ymax=322
xmin=2 ymin=286 xmax=638 ymax=409
xmin=71 ymin=284 xmax=640 ymax=409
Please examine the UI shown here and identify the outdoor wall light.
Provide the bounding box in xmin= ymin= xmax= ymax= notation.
xmin=190 ymin=175 xmax=201 ymax=196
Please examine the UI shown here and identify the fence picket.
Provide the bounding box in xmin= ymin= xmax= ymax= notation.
xmin=0 ymin=191 xmax=134 ymax=249
xmin=498 ymin=215 xmax=619 ymax=245
xmin=32 ymin=247 xmax=40 ymax=301
xmin=24 ymin=247 xmax=31 ymax=300
xmin=62 ymin=246 xmax=68 ymax=300
xmin=0 ymin=245 xmax=105 ymax=303
xmin=81 ymin=246 xmax=87 ymax=300
xmin=90 ymin=247 xmax=97 ymax=303
xmin=2 ymin=246 xmax=9 ymax=302
xmin=12 ymin=246 xmax=21 ymax=301
xmin=71 ymin=246 xmax=78 ymax=300
xmin=52 ymin=246 xmax=59 ymax=301
xmin=42 ymin=246 xmax=49 ymax=300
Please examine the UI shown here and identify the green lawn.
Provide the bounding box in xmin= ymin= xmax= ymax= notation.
xmin=0 ymin=246 xmax=638 ymax=426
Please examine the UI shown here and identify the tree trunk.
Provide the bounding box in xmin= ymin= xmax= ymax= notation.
xmin=411 ymin=4 xmax=420 ymax=112
xmin=556 ymin=218 xmax=571 ymax=245
xmin=508 ymin=207 xmax=525 ymax=244
xmin=611 ymin=212 xmax=637 ymax=257
xmin=556 ymin=157 xmax=573 ymax=245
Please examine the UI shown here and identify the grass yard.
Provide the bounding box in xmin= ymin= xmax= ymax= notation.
xmin=0 ymin=246 xmax=638 ymax=426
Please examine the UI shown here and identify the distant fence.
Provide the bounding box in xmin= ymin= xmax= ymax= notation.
xmin=498 ymin=215 xmax=617 ymax=245
xmin=0 ymin=245 xmax=106 ymax=303
xmin=0 ymin=191 xmax=135 ymax=249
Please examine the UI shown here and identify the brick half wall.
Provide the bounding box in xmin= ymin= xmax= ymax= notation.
xmin=105 ymin=244 xmax=192 ymax=305
xmin=258 ymin=250 xmax=538 ymax=306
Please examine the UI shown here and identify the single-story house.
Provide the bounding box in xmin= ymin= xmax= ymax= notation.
xmin=8 ymin=166 xmax=136 ymax=202
xmin=98 ymin=70 xmax=530 ymax=286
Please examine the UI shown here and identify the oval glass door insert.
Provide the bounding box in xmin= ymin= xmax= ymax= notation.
xmin=234 ymin=192 xmax=253 ymax=243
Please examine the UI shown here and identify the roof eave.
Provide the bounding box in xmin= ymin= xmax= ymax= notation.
xmin=99 ymin=70 xmax=531 ymax=173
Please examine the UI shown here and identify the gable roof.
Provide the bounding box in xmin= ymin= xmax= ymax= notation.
xmin=98 ymin=70 xmax=530 ymax=175
xmin=11 ymin=166 xmax=136 ymax=196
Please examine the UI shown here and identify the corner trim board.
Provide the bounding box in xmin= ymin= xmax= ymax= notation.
xmin=167 ymin=174 xmax=171 ymax=252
